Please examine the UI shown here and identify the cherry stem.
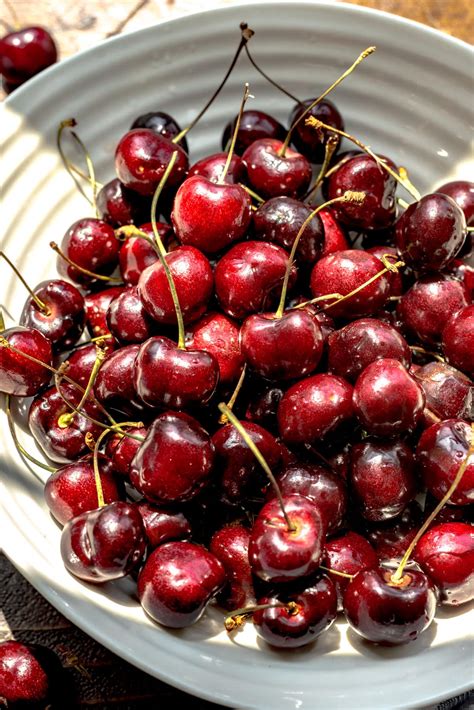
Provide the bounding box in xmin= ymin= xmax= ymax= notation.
xmin=225 ymin=601 xmax=298 ymax=632
xmin=243 ymin=43 xmax=301 ymax=104
xmin=5 ymin=395 xmax=57 ymax=474
xmin=391 ymin=423 xmax=474 ymax=584
xmin=239 ymin=184 xmax=264 ymax=204
xmin=57 ymin=341 xmax=108 ymax=429
xmin=304 ymin=134 xmax=340 ymax=202
xmin=1 ymin=252 xmax=50 ymax=316
xmin=466 ymin=226 xmax=474 ymax=233
xmin=275 ymin=191 xmax=366 ymax=318
xmin=319 ymin=565 xmax=355 ymax=580
xmin=305 ymin=116 xmax=421 ymax=201
xmin=218 ymin=364 xmax=247 ymax=424
xmin=218 ymin=403 xmax=295 ymax=532
xmin=410 ymin=345 xmax=445 ymax=363
xmin=57 ymin=119 xmax=99 ymax=214
xmin=218 ymin=83 xmax=251 ymax=185
xmin=92 ymin=427 xmax=110 ymax=508
xmin=397 ymin=197 xmax=410 ymax=210
xmin=0 ymin=309 xmax=5 ymax=333
xmin=280 ymin=46 xmax=376 ymax=156
xmin=115 ymin=225 xmax=161 ymax=258
xmin=172 ymin=23 xmax=254 ymax=144
xmin=293 ymin=293 xmax=344 ymax=310
xmin=398 ymin=167 xmax=418 ymax=201
xmin=49 ymin=242 xmax=122 ymax=283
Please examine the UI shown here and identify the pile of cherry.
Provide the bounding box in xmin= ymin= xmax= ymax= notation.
xmin=1 ymin=30 xmax=474 ymax=675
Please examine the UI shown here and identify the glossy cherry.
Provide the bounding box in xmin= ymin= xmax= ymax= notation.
xmin=221 ymin=109 xmax=285 ymax=155
xmin=118 ymin=223 xmax=173 ymax=285
xmin=242 ymin=138 xmax=312 ymax=199
xmin=97 ymin=178 xmax=137 ymax=227
xmin=364 ymin=501 xmax=424 ymax=560
xmin=131 ymin=110 xmax=188 ymax=153
xmin=210 ymin=524 xmax=255 ymax=610
xmin=436 ymin=180 xmax=474 ymax=226
xmin=289 ymin=98 xmax=344 ymax=163
xmin=367 ymin=245 xmax=403 ymax=296
xmin=137 ymin=541 xmax=226 ymax=628
xmin=189 ymin=152 xmax=246 ymax=184
xmin=413 ymin=361 xmax=474 ymax=421
xmin=107 ymin=287 xmax=156 ymax=344
xmin=94 ymin=344 xmax=145 ymax=415
xmin=319 ymin=209 xmax=350 ymax=256
xmin=323 ymin=531 xmax=378 ymax=608
xmin=0 ymin=640 xmax=62 ymax=705
xmin=137 ymin=501 xmax=192 ymax=549
xmin=84 ymin=286 xmax=125 ymax=339
xmin=56 ymin=218 xmax=120 ymax=286
xmin=245 ymin=384 xmax=285 ymax=431
xmin=186 ymin=312 xmax=244 ymax=386
xmin=442 ymin=305 xmax=474 ymax=377
xmin=0 ymin=27 xmax=57 ymax=85
xmin=105 ymin=425 xmax=147 ymax=477
xmin=0 ymin=326 xmax=52 ymax=396
xmin=64 ymin=342 xmax=115 ymax=389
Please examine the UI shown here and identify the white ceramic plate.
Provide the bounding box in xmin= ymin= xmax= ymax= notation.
xmin=1 ymin=2 xmax=473 ymax=708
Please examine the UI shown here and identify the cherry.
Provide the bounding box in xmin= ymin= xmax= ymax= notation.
xmin=353 ymin=359 xmax=425 ymax=437
xmin=131 ymin=110 xmax=188 ymax=153
xmin=413 ymin=361 xmax=474 ymax=421
xmin=0 ymin=640 xmax=63 ymax=705
xmin=189 ymin=152 xmax=246 ymax=184
xmin=327 ymin=154 xmax=397 ymax=230
xmin=270 ymin=463 xmax=347 ymax=534
xmin=137 ymin=541 xmax=225 ymax=628
xmin=442 ymin=305 xmax=474 ymax=377
xmin=137 ymin=502 xmax=192 ymax=549
xmin=94 ymin=344 xmax=146 ymax=416
xmin=107 ymin=287 xmax=156 ymax=344
xmin=350 ymin=439 xmax=416 ymax=521
xmin=105 ymin=425 xmax=147 ymax=477
xmin=323 ymin=531 xmax=378 ymax=608
xmin=215 ymin=241 xmax=296 ymax=319
xmin=278 ymin=373 xmax=354 ymax=445
xmin=397 ymin=276 xmax=469 ymax=345
xmin=118 ymin=223 xmax=173 ymax=285
xmin=364 ymin=501 xmax=424 ymax=560
xmin=413 ymin=522 xmax=474 ymax=605
xmin=44 ymin=454 xmax=121 ymax=525
xmin=221 ymin=109 xmax=285 ymax=155
xmin=367 ymin=245 xmax=403 ymax=296
xmin=171 ymin=174 xmax=252 ymax=254
xmin=311 ymin=250 xmax=391 ymax=319
xmin=130 ymin=411 xmax=214 ymax=503
xmin=61 ymin=501 xmax=146 ymax=583
xmin=249 ymin=494 xmax=326 ymax=583
xmin=186 ymin=311 xmax=244 ymax=386
xmin=242 ymin=138 xmax=312 ymax=199
xmin=0 ymin=27 xmax=57 ymax=85
xmin=252 ymin=197 xmax=324 ymax=265
xmin=97 ymin=178 xmax=137 ymax=227
xmin=289 ymin=98 xmax=344 ymax=163
xmin=417 ymin=419 xmax=474 ymax=506
xmin=436 ymin=180 xmax=474 ymax=227
xmin=245 ymin=384 xmax=284 ymax=431
xmin=64 ymin=342 xmax=115 ymax=390
xmin=56 ymin=218 xmax=120 ymax=286
xmin=343 ymin=562 xmax=437 ymax=645
xmin=84 ymin=286 xmax=126 ymax=339
xmin=319 ymin=209 xmax=350 ymax=256
xmin=327 ymin=318 xmax=411 ymax=382
xmin=241 ymin=309 xmax=324 ymax=381
xmin=396 ymin=193 xmax=466 ymax=271
xmin=115 ymin=129 xmax=188 ymax=196
xmin=20 ymin=278 xmax=85 ymax=351
xmin=138 ymin=246 xmax=213 ymax=325
xmin=0 ymin=326 xmax=52 ymax=396
xmin=210 ymin=524 xmax=255 ymax=610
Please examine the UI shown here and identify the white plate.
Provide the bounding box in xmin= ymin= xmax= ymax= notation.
xmin=1 ymin=2 xmax=473 ymax=708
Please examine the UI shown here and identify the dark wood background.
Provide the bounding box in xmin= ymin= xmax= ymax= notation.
xmin=1 ymin=0 xmax=472 ymax=707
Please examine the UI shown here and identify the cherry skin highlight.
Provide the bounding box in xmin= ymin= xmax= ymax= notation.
xmin=436 ymin=180 xmax=474 ymax=226
xmin=137 ymin=502 xmax=192 ymax=549
xmin=186 ymin=311 xmax=244 ymax=386
xmin=0 ymin=27 xmax=57 ymax=84
xmin=323 ymin=531 xmax=378 ymax=608
xmin=242 ymin=138 xmax=312 ymax=200
xmin=221 ymin=109 xmax=285 ymax=155
xmin=57 ymin=218 xmax=120 ymax=286
xmin=105 ymin=425 xmax=147 ymax=477
xmin=97 ymin=178 xmax=136 ymax=227
xmin=131 ymin=110 xmax=188 ymax=153
xmin=0 ymin=326 xmax=52 ymax=397
xmin=118 ymin=222 xmax=173 ymax=285
xmin=0 ymin=640 xmax=62 ymax=705
xmin=94 ymin=344 xmax=146 ymax=416
xmin=210 ymin=524 xmax=255 ymax=610
xmin=319 ymin=209 xmax=350 ymax=256
xmin=84 ymin=286 xmax=126 ymax=340
xmin=442 ymin=305 xmax=474 ymax=377
xmin=189 ymin=152 xmax=246 ymax=185
xmin=413 ymin=362 xmax=474 ymax=421
xmin=107 ymin=287 xmax=156 ymax=344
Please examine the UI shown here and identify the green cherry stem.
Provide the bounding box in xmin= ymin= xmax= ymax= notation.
xmin=57 ymin=341 xmax=108 ymax=429
xmin=57 ymin=119 xmax=99 ymax=214
xmin=1 ymin=251 xmax=50 ymax=315
xmin=50 ymin=242 xmax=123 ymax=283
xmin=6 ymin=395 xmax=57 ymax=474
xmin=218 ymin=364 xmax=247 ymax=424
xmin=218 ymin=83 xmax=251 ymax=185
xmin=304 ymin=134 xmax=340 ymax=203
xmin=225 ymin=601 xmax=298 ymax=632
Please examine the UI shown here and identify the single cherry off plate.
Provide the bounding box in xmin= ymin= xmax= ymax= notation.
xmin=2 ymin=5 xmax=473 ymax=710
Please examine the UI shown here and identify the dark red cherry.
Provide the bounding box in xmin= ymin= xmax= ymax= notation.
xmin=138 ymin=246 xmax=213 ymax=325
xmin=118 ymin=222 xmax=173 ymax=285
xmin=0 ymin=326 xmax=52 ymax=396
xmin=97 ymin=178 xmax=136 ymax=227
xmin=396 ymin=193 xmax=467 ymax=271
xmin=319 ymin=209 xmax=349 ymax=257
xmin=413 ymin=361 xmax=474 ymax=421
xmin=350 ymin=439 xmax=416 ymax=521
xmin=186 ymin=312 xmax=244 ymax=386
xmin=28 ymin=382 xmax=106 ymax=464
xmin=245 ymin=384 xmax=284 ymax=431
xmin=289 ymin=98 xmax=344 ymax=163
xmin=397 ymin=276 xmax=469 ymax=345
xmin=254 ymin=574 xmax=337 ymax=648
xmin=106 ymin=287 xmax=156 ymax=344
xmin=353 ymin=359 xmax=425 ymax=437
xmin=105 ymin=425 xmax=147 ymax=477
xmin=343 ymin=562 xmax=437 ymax=645
xmin=171 ymin=175 xmax=252 ymax=254
xmin=63 ymin=341 xmax=115 ymax=389
xmin=328 ymin=318 xmax=411 ymax=383
xmin=44 ymin=455 xmax=121 ymax=525
xmin=278 ymin=373 xmax=354 ymax=445
xmin=131 ymin=110 xmax=188 ymax=153
xmin=271 ymin=463 xmax=347 ymax=534
xmin=137 ymin=502 xmax=192 ymax=549
xmin=84 ymin=286 xmax=125 ymax=339
xmin=367 ymin=245 xmax=403 ymax=296
xmin=417 ymin=419 xmax=473 ymax=506
xmin=241 ymin=309 xmax=324 ymax=381
xmin=0 ymin=640 xmax=62 ymax=705
xmin=414 ymin=522 xmax=474 ymax=605
xmin=215 ymin=241 xmax=296 ymax=319
xmin=0 ymin=27 xmax=57 ymax=84
xmin=130 ymin=411 xmax=214 ymax=503
xmin=57 ymin=218 xmax=120 ymax=286
xmin=323 ymin=531 xmax=378 ymax=608
xmin=364 ymin=501 xmax=423 ymax=560
xmin=310 ymin=250 xmax=390 ymax=319
xmin=94 ymin=344 xmax=145 ymax=415
xmin=436 ymin=180 xmax=474 ymax=227
xmin=61 ymin=501 xmax=146 ymax=583
xmin=115 ymin=129 xmax=188 ymax=196
xmin=20 ymin=279 xmax=85 ymax=351
xmin=253 ymin=196 xmax=324 ymax=264
xmin=134 ymin=336 xmax=219 ymax=409
xmin=249 ymin=494 xmax=326 ymax=583
xmin=189 ymin=152 xmax=246 ymax=184
xmin=327 ymin=154 xmax=397 ymax=230
xmin=210 ymin=524 xmax=255 ymax=610
xmin=442 ymin=305 xmax=474 ymax=377
xmin=221 ymin=109 xmax=285 ymax=155
xmin=138 ymin=541 xmax=225 ymax=628
xmin=242 ymin=138 xmax=312 ymax=199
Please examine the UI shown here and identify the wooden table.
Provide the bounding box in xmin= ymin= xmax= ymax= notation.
xmin=1 ymin=1 xmax=472 ymax=707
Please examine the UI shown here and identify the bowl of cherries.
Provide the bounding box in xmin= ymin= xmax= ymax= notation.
xmin=1 ymin=2 xmax=473 ymax=709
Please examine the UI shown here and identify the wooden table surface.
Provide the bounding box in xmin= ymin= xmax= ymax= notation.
xmin=1 ymin=1 xmax=472 ymax=708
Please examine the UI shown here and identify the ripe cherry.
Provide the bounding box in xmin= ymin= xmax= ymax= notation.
xmin=242 ymin=138 xmax=312 ymax=199
xmin=84 ymin=286 xmax=126 ymax=339
xmin=131 ymin=110 xmax=188 ymax=153
xmin=107 ymin=287 xmax=156 ymax=344
xmin=105 ymin=425 xmax=147 ymax=477
xmin=319 ymin=209 xmax=349 ymax=256
xmin=186 ymin=312 xmax=244 ymax=386
xmin=0 ymin=326 xmax=52 ymax=396
xmin=367 ymin=245 xmax=403 ymax=296
xmin=289 ymin=98 xmax=344 ymax=163
xmin=364 ymin=501 xmax=423 ymax=560
xmin=118 ymin=223 xmax=173 ymax=285
xmin=189 ymin=152 xmax=246 ymax=185
xmin=221 ymin=109 xmax=285 ymax=155
xmin=137 ymin=502 xmax=192 ymax=549
xmin=56 ymin=218 xmax=120 ymax=286
xmin=413 ymin=361 xmax=474 ymax=421
xmin=0 ymin=640 xmax=63 ymax=706
xmin=436 ymin=180 xmax=474 ymax=227
xmin=97 ymin=178 xmax=136 ymax=227
xmin=210 ymin=524 xmax=255 ymax=610
xmin=0 ymin=27 xmax=57 ymax=85
xmin=94 ymin=344 xmax=146 ymax=416
xmin=442 ymin=305 xmax=474 ymax=377
xmin=323 ymin=531 xmax=378 ymax=608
